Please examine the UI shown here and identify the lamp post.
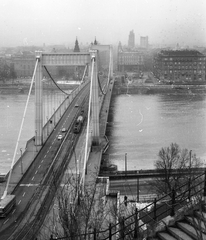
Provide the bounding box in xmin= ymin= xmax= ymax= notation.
xmin=20 ymin=148 xmax=23 ymax=175
xmin=35 ymin=129 xmax=37 ymax=152
xmin=47 ymin=116 xmax=49 ymax=136
xmin=137 ymin=171 xmax=139 ymax=202
xmin=53 ymin=108 xmax=56 ymax=126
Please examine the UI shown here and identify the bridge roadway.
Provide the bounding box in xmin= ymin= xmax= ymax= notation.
xmin=0 ymin=83 xmax=90 ymax=239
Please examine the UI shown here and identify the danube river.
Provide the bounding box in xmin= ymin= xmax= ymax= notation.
xmin=105 ymin=91 xmax=206 ymax=170
xmin=1 ymin=89 xmax=206 ymax=173
xmin=0 ymin=88 xmax=67 ymax=174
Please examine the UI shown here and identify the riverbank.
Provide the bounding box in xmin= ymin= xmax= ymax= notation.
xmin=113 ymin=82 xmax=206 ymax=95
xmin=0 ymin=78 xmax=78 ymax=93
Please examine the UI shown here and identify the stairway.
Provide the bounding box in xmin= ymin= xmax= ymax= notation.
xmin=148 ymin=205 xmax=206 ymax=240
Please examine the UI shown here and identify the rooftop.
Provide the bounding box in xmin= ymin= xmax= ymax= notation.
xmin=159 ymin=49 xmax=204 ymax=57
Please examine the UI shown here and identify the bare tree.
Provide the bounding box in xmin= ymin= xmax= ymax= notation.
xmin=37 ymin=166 xmax=119 ymax=240
xmin=152 ymin=143 xmax=203 ymax=197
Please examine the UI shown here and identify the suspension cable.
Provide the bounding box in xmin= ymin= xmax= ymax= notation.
xmin=97 ymin=47 xmax=112 ymax=95
xmin=98 ymin=74 xmax=106 ymax=95
xmin=44 ymin=66 xmax=70 ymax=96
xmin=81 ymin=58 xmax=95 ymax=189
xmin=1 ymin=58 xmax=39 ymax=199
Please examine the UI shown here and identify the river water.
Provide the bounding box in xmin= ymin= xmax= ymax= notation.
xmin=1 ymin=90 xmax=206 ymax=173
xmin=0 ymin=88 xmax=68 ymax=174
xmin=105 ymin=91 xmax=206 ymax=170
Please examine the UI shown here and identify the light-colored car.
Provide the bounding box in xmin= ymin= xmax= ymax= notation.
xmin=57 ymin=134 xmax=63 ymax=140
xmin=75 ymin=103 xmax=79 ymax=108
xmin=61 ymin=128 xmax=66 ymax=132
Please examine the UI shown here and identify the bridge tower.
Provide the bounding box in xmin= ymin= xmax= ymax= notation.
xmin=35 ymin=51 xmax=43 ymax=149
xmin=33 ymin=49 xmax=112 ymax=148
xmin=90 ymin=50 xmax=100 ymax=146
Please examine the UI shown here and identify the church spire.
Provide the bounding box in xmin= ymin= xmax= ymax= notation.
xmin=94 ymin=37 xmax=98 ymax=45
xmin=74 ymin=37 xmax=80 ymax=52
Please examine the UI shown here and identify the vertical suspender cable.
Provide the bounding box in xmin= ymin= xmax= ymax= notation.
xmin=81 ymin=64 xmax=88 ymax=84
xmin=1 ymin=58 xmax=39 ymax=199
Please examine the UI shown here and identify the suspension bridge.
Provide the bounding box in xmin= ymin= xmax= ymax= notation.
xmin=0 ymin=45 xmax=114 ymax=239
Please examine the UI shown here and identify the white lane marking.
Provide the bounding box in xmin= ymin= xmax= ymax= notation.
xmin=38 ymin=165 xmax=41 ymax=169
xmin=49 ymin=146 xmax=52 ymax=149
xmin=44 ymin=155 xmax=47 ymax=158
xmin=3 ymin=219 xmax=9 ymax=225
xmin=20 ymin=184 xmax=39 ymax=187
xmin=18 ymin=200 xmax=21 ymax=205
xmin=41 ymin=160 xmax=44 ymax=163
xmin=35 ymin=170 xmax=38 ymax=175
xmin=22 ymin=192 xmax=25 ymax=197
xmin=12 ymin=209 xmax=16 ymax=215
xmin=32 ymin=176 xmax=35 ymax=181
xmin=47 ymin=150 xmax=49 ymax=154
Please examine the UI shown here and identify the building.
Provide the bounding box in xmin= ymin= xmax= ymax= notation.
xmin=153 ymin=50 xmax=206 ymax=82
xmin=128 ymin=30 xmax=135 ymax=49
xmin=117 ymin=42 xmax=144 ymax=72
xmin=140 ymin=36 xmax=148 ymax=49
xmin=12 ymin=51 xmax=36 ymax=78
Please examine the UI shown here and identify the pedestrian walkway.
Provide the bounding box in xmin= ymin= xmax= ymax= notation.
xmin=0 ymin=138 xmax=38 ymax=197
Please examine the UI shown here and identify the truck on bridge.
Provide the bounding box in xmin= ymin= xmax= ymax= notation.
xmin=73 ymin=111 xmax=85 ymax=133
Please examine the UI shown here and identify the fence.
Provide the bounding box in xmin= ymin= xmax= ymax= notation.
xmin=48 ymin=170 xmax=206 ymax=240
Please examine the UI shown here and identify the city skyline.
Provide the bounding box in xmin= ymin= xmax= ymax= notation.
xmin=0 ymin=0 xmax=206 ymax=48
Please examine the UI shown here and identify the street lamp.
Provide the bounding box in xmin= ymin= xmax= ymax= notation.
xmin=125 ymin=153 xmax=127 ymax=177
xmin=20 ymin=148 xmax=23 ymax=175
xmin=35 ymin=129 xmax=38 ymax=152
xmin=47 ymin=116 xmax=49 ymax=136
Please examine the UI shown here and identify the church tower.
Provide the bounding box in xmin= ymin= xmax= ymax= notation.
xmin=74 ymin=38 xmax=80 ymax=52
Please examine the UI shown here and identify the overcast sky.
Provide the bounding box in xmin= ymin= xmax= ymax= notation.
xmin=1 ymin=0 xmax=206 ymax=47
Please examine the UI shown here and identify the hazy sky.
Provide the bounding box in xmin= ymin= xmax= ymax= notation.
xmin=1 ymin=0 xmax=206 ymax=47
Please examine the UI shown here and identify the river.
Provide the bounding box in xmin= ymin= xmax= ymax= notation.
xmin=1 ymin=89 xmax=206 ymax=173
xmin=105 ymin=91 xmax=206 ymax=170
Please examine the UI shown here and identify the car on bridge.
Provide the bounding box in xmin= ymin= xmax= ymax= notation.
xmin=57 ymin=134 xmax=63 ymax=140
xmin=61 ymin=128 xmax=67 ymax=132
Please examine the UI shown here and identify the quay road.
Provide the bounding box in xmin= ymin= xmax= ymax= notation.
xmin=102 ymin=168 xmax=206 ymax=180
xmin=108 ymin=168 xmax=205 ymax=202
xmin=0 ymin=83 xmax=90 ymax=239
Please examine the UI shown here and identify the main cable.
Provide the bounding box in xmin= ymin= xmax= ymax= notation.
xmin=44 ymin=66 xmax=70 ymax=96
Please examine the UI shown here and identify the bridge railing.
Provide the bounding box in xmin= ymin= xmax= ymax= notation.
xmin=49 ymin=170 xmax=206 ymax=240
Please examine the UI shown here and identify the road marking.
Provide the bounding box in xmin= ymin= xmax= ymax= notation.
xmin=47 ymin=150 xmax=49 ymax=154
xmin=35 ymin=170 xmax=38 ymax=175
xmin=3 ymin=219 xmax=9 ymax=225
xmin=38 ymin=165 xmax=41 ymax=169
xmin=12 ymin=209 xmax=16 ymax=214
xmin=18 ymin=200 xmax=21 ymax=205
xmin=22 ymin=192 xmax=25 ymax=197
xmin=49 ymin=146 xmax=52 ymax=149
xmin=32 ymin=176 xmax=35 ymax=181
xmin=44 ymin=155 xmax=47 ymax=158
xmin=20 ymin=184 xmax=39 ymax=187
xmin=41 ymin=160 xmax=44 ymax=163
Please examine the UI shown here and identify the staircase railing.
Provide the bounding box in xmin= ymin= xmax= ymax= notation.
xmin=49 ymin=170 xmax=206 ymax=240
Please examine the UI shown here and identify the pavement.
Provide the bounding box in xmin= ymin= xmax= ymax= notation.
xmin=0 ymin=138 xmax=38 ymax=198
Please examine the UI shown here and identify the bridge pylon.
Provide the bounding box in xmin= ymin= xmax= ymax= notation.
xmin=90 ymin=50 xmax=100 ymax=146
xmin=35 ymin=51 xmax=43 ymax=149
